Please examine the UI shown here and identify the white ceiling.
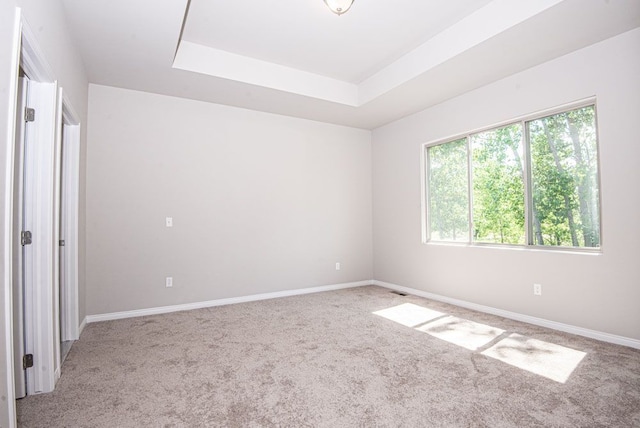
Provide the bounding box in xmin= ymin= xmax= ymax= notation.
xmin=182 ymin=0 xmax=493 ymax=83
xmin=61 ymin=0 xmax=640 ymax=129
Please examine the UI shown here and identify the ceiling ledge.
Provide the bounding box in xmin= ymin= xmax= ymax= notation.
xmin=173 ymin=0 xmax=563 ymax=108
xmin=173 ymin=41 xmax=359 ymax=106
xmin=357 ymin=0 xmax=563 ymax=105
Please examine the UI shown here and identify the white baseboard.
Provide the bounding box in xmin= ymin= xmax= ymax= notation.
xmin=86 ymin=280 xmax=373 ymax=324
xmin=84 ymin=279 xmax=639 ymax=350
xmin=373 ymin=280 xmax=640 ymax=350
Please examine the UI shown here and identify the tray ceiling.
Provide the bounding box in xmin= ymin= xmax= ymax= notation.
xmin=61 ymin=0 xmax=640 ymax=128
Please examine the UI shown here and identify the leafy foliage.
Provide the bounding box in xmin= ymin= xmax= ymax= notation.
xmin=471 ymin=124 xmax=525 ymax=244
xmin=529 ymin=106 xmax=600 ymax=247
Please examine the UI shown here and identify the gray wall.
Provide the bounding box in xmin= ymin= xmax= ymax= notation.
xmin=86 ymin=85 xmax=373 ymax=315
xmin=372 ymin=28 xmax=640 ymax=341
xmin=1 ymin=6 xmax=638 ymax=427
xmin=0 ymin=0 xmax=88 ymax=425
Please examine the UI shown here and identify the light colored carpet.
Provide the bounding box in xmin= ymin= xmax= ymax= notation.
xmin=17 ymin=285 xmax=640 ymax=427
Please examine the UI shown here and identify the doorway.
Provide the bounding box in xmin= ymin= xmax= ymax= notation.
xmin=57 ymin=101 xmax=81 ymax=366
xmin=9 ymin=12 xmax=81 ymax=401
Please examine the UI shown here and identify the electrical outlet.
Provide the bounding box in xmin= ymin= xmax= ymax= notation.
xmin=335 ymin=262 xmax=341 ymax=271
xmin=533 ymin=283 xmax=542 ymax=296
xmin=166 ymin=217 xmax=173 ymax=227
xmin=166 ymin=277 xmax=173 ymax=288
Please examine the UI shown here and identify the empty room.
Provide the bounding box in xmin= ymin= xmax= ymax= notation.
xmin=1 ymin=0 xmax=639 ymax=427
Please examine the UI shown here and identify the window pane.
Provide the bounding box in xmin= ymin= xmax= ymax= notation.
xmin=528 ymin=106 xmax=600 ymax=247
xmin=471 ymin=124 xmax=525 ymax=245
xmin=427 ymin=138 xmax=469 ymax=242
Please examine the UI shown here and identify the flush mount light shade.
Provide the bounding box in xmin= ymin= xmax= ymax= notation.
xmin=324 ymin=0 xmax=355 ymax=15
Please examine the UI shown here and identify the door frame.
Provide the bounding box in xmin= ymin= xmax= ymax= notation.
xmin=3 ymin=7 xmax=81 ymax=413
xmin=3 ymin=9 xmax=23 ymax=427
xmin=55 ymin=91 xmax=81 ymax=375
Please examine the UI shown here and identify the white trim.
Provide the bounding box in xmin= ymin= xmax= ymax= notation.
xmin=59 ymin=123 xmax=80 ymax=341
xmin=420 ymin=144 xmax=428 ymax=243
xmin=87 ymin=281 xmax=372 ymax=323
xmin=372 ymin=280 xmax=640 ymax=350
xmin=52 ymin=85 xmax=64 ymax=390
xmin=61 ymin=92 xmax=80 ymax=125
xmin=2 ymin=9 xmax=23 ymax=428
xmin=20 ymin=19 xmax=55 ymax=83
xmin=57 ymin=88 xmax=80 ymax=347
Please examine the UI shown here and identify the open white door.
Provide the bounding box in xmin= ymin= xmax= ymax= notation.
xmin=21 ymin=78 xmax=59 ymax=395
xmin=12 ymin=76 xmax=28 ymax=400
xmin=7 ymin=13 xmax=81 ymax=412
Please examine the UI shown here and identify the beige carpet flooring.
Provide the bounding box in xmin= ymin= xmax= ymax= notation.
xmin=16 ymin=285 xmax=640 ymax=427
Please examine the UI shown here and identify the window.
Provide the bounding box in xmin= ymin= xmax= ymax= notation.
xmin=427 ymin=138 xmax=469 ymax=242
xmin=425 ymin=102 xmax=600 ymax=249
xmin=471 ymin=124 xmax=525 ymax=245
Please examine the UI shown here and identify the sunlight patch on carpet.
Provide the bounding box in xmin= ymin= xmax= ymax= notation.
xmin=482 ymin=333 xmax=587 ymax=383
xmin=373 ymin=303 xmax=445 ymax=327
xmin=416 ymin=316 xmax=505 ymax=351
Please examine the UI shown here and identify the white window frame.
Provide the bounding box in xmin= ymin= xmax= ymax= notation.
xmin=421 ymin=97 xmax=603 ymax=253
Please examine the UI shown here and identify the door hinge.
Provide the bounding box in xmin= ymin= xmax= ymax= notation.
xmin=25 ymin=107 xmax=35 ymax=122
xmin=21 ymin=230 xmax=32 ymax=246
xmin=23 ymin=354 xmax=33 ymax=369
xmin=59 ymin=239 xmax=65 ymax=246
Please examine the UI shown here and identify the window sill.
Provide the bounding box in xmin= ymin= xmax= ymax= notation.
xmin=423 ymin=240 xmax=602 ymax=255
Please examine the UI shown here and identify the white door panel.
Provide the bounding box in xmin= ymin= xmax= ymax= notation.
xmin=21 ymin=79 xmax=58 ymax=395
xmin=12 ymin=76 xmax=28 ymax=399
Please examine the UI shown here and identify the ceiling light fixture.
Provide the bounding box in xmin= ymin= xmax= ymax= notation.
xmin=323 ymin=0 xmax=355 ymax=15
